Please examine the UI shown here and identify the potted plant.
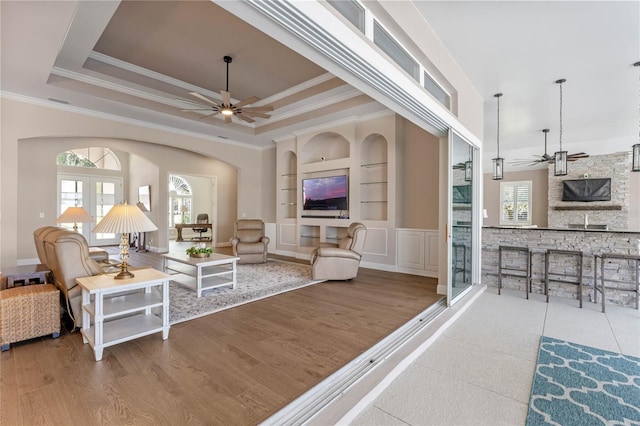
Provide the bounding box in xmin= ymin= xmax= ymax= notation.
xmin=185 ymin=245 xmax=213 ymax=258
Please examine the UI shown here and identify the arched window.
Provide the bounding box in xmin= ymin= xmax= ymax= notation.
xmin=169 ymin=175 xmax=193 ymax=226
xmin=56 ymin=147 xmax=121 ymax=170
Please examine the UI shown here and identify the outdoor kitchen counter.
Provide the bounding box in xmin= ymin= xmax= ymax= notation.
xmin=481 ymin=226 xmax=640 ymax=306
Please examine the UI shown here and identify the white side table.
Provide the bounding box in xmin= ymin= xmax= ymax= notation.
xmin=75 ymin=268 xmax=170 ymax=361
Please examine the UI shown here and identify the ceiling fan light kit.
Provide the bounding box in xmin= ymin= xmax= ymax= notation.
xmin=492 ymin=93 xmax=504 ymax=180
xmin=554 ymin=79 xmax=568 ymax=176
xmin=633 ymin=61 xmax=640 ymax=172
xmin=183 ymin=55 xmax=273 ymax=124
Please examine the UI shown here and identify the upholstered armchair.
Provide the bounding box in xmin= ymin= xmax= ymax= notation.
xmin=34 ymin=227 xmax=105 ymax=329
xmin=310 ymin=222 xmax=367 ymax=280
xmin=230 ymin=219 xmax=270 ymax=264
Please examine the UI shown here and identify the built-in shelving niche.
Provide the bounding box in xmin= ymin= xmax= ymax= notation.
xmin=360 ymin=134 xmax=388 ymax=221
xmin=300 ymin=132 xmax=350 ymax=165
xmin=280 ymin=150 xmax=297 ymax=219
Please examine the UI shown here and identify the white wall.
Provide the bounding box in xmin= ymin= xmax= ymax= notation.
xmin=1 ymin=98 xmax=264 ymax=266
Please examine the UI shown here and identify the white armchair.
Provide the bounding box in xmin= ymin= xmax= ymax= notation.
xmin=310 ymin=223 xmax=367 ymax=280
xmin=230 ymin=219 xmax=270 ymax=264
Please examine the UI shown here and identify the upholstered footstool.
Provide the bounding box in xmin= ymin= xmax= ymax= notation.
xmin=0 ymin=284 xmax=60 ymax=351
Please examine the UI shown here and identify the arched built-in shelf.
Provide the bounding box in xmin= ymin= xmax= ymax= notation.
xmin=360 ymin=134 xmax=388 ymax=221
xmin=280 ymin=151 xmax=297 ymax=219
xmin=300 ymin=132 xmax=350 ymax=165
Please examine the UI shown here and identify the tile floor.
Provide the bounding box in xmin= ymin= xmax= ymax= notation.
xmin=347 ymin=287 xmax=640 ymax=426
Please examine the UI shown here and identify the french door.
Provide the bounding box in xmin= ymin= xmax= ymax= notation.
xmin=58 ymin=174 xmax=123 ymax=246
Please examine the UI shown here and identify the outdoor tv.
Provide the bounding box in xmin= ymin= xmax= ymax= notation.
xmin=562 ymin=178 xmax=611 ymax=202
xmin=302 ymin=175 xmax=348 ymax=211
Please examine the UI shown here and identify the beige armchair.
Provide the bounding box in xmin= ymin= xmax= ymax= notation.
xmin=34 ymin=227 xmax=105 ymax=328
xmin=310 ymin=222 xmax=367 ymax=280
xmin=230 ymin=219 xmax=270 ymax=264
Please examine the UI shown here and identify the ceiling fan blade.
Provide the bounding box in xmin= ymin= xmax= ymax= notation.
xmin=189 ymin=91 xmax=219 ymax=107
xmin=181 ymin=108 xmax=217 ymax=112
xmin=236 ymin=113 xmax=255 ymax=123
xmin=224 ymin=115 xmax=232 ymax=124
xmin=242 ymin=105 xmax=274 ymax=112
xmin=234 ymin=96 xmax=260 ymax=108
xmin=221 ymin=90 xmax=231 ymax=106
xmin=241 ymin=111 xmax=270 ymax=119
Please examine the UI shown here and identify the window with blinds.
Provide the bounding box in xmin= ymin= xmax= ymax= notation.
xmin=500 ymin=181 xmax=532 ymax=226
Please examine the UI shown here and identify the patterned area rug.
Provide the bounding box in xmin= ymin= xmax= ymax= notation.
xmin=169 ymin=259 xmax=323 ymax=324
xmin=526 ymin=336 xmax=640 ymax=426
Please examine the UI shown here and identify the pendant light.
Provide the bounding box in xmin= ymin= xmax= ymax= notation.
xmin=492 ymin=93 xmax=504 ymax=180
xmin=554 ymin=79 xmax=568 ymax=176
xmin=464 ymin=146 xmax=473 ymax=181
xmin=633 ymin=61 xmax=640 ymax=172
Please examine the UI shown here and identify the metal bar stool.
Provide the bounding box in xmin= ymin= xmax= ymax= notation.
xmin=452 ymin=243 xmax=466 ymax=288
xmin=498 ymin=245 xmax=532 ymax=298
xmin=593 ymin=253 xmax=640 ymax=313
xmin=544 ymin=249 xmax=583 ymax=307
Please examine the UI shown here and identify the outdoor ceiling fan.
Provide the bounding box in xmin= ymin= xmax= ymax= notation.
xmin=181 ymin=56 xmax=273 ymax=124
xmin=510 ymin=129 xmax=589 ymax=167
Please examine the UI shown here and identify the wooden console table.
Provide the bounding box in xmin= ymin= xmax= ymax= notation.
xmin=175 ymin=223 xmax=212 ymax=242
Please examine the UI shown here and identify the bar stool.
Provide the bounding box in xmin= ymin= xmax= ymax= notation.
xmin=593 ymin=253 xmax=640 ymax=313
xmin=498 ymin=245 xmax=532 ymax=298
xmin=452 ymin=243 xmax=466 ymax=287
xmin=544 ymin=249 xmax=583 ymax=307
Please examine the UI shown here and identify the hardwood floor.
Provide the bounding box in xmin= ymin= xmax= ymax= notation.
xmin=1 ymin=246 xmax=441 ymax=425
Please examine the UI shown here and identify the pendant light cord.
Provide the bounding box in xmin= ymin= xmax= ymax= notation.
xmin=636 ymin=62 xmax=640 ymax=142
xmin=555 ymin=79 xmax=566 ymax=152
xmin=559 ymin=81 xmax=563 ymax=151
xmin=495 ymin=93 xmax=502 ymax=157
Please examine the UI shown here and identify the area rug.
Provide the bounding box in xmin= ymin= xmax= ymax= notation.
xmin=526 ymin=336 xmax=640 ymax=426
xmin=169 ymin=259 xmax=324 ymax=324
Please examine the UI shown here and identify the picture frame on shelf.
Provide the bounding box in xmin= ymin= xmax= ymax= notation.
xmin=138 ymin=185 xmax=151 ymax=211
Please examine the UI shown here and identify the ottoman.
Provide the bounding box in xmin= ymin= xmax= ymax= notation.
xmin=0 ymin=284 xmax=60 ymax=351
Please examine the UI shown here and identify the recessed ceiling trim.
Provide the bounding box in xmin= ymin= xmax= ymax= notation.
xmin=88 ymin=51 xmax=228 ymax=103
xmin=89 ymin=51 xmax=340 ymax=108
xmin=245 ymin=0 xmax=450 ymax=135
xmin=1 ymin=91 xmax=263 ymax=150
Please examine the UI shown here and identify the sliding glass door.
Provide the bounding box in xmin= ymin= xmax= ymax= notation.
xmin=449 ymin=132 xmax=476 ymax=302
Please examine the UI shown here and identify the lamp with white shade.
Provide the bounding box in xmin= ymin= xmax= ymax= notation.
xmin=92 ymin=202 xmax=158 ymax=279
xmin=56 ymin=206 xmax=93 ymax=231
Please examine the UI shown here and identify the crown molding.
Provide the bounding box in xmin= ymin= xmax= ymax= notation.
xmin=1 ymin=91 xmax=265 ymax=150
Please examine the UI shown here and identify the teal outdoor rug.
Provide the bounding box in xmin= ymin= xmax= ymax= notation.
xmin=526 ymin=336 xmax=640 ymax=426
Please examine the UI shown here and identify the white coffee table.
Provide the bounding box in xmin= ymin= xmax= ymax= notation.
xmin=162 ymin=252 xmax=240 ymax=297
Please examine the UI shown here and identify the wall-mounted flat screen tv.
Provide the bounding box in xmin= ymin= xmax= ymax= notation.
xmin=302 ymin=175 xmax=348 ymax=210
xmin=562 ymin=178 xmax=611 ymax=202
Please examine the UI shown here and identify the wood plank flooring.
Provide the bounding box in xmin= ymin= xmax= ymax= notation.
xmin=1 ymin=247 xmax=441 ymax=425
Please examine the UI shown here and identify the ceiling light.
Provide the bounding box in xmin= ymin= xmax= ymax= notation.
xmin=492 ymin=93 xmax=504 ymax=180
xmin=554 ymin=79 xmax=568 ymax=176
xmin=633 ymin=61 xmax=640 ymax=172
xmin=221 ymin=107 xmax=234 ymax=116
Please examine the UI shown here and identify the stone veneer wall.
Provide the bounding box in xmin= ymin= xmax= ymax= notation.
xmin=482 ymin=227 xmax=640 ymax=307
xmin=548 ymin=152 xmax=631 ymax=229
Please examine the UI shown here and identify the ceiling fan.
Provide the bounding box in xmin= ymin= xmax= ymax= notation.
xmin=181 ymin=56 xmax=273 ymax=124
xmin=510 ymin=129 xmax=589 ymax=166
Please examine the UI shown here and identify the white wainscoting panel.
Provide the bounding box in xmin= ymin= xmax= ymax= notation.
xmin=279 ymin=223 xmax=297 ymax=246
xmin=396 ymin=228 xmax=439 ymax=277
xmin=265 ymin=223 xmax=277 ymax=253
xmin=363 ymin=227 xmax=388 ymax=257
